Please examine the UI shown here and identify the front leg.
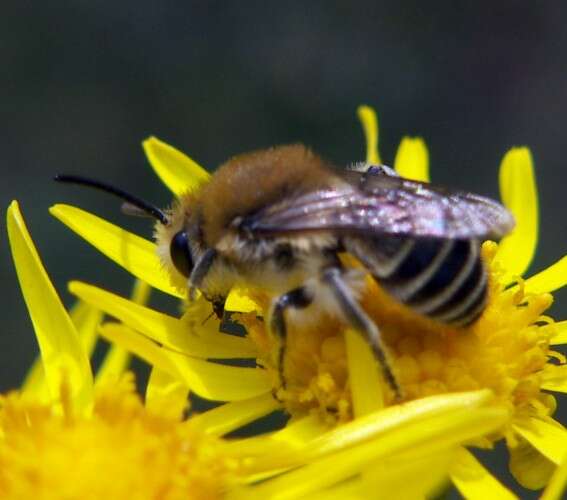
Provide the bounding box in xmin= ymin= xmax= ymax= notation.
xmin=189 ymin=249 xmax=228 ymax=321
xmin=270 ymin=287 xmax=313 ymax=389
xmin=188 ymin=248 xmax=217 ymax=300
xmin=322 ymin=267 xmax=402 ymax=400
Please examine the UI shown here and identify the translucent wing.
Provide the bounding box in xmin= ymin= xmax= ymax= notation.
xmin=238 ymin=167 xmax=514 ymax=240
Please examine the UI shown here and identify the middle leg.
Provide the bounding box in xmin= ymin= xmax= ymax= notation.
xmin=270 ymin=287 xmax=313 ymax=389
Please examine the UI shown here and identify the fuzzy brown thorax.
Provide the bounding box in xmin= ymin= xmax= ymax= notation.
xmin=196 ymin=144 xmax=333 ymax=246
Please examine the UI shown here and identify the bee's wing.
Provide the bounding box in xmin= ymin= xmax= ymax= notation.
xmin=238 ymin=170 xmax=514 ymax=240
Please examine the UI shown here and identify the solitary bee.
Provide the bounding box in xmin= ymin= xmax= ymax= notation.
xmin=56 ymin=144 xmax=514 ymax=398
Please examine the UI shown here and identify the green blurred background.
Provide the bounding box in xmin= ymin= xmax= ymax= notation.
xmin=2 ymin=2 xmax=566 ymax=497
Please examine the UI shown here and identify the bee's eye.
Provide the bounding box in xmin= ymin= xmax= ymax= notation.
xmin=170 ymin=231 xmax=193 ymax=277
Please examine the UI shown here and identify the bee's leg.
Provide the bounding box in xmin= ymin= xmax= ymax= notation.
xmin=270 ymin=287 xmax=313 ymax=389
xmin=321 ymin=267 xmax=402 ymax=400
xmin=188 ymin=248 xmax=217 ymax=300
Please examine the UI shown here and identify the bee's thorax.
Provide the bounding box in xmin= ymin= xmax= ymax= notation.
xmin=196 ymin=145 xmax=334 ymax=246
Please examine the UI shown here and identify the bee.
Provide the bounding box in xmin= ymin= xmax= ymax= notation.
xmin=56 ymin=144 xmax=514 ymax=398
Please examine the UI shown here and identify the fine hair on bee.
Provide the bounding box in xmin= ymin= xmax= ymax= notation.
xmin=56 ymin=144 xmax=515 ymax=400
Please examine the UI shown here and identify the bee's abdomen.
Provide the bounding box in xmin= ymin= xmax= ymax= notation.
xmin=344 ymin=236 xmax=487 ymax=326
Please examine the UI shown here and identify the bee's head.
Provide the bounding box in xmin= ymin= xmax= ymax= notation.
xmin=54 ymin=175 xmax=225 ymax=319
xmin=156 ymin=198 xmax=227 ymax=320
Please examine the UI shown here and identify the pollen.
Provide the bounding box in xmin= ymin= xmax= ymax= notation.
xmin=0 ymin=374 xmax=237 ymax=500
xmin=242 ymin=241 xmax=560 ymax=428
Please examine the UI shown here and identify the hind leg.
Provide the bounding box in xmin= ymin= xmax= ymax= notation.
xmin=321 ymin=267 xmax=402 ymax=399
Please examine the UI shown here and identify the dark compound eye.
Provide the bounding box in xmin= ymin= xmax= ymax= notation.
xmin=170 ymin=231 xmax=194 ymax=277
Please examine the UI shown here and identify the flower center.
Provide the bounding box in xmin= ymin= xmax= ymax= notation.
xmin=0 ymin=375 xmax=237 ymax=499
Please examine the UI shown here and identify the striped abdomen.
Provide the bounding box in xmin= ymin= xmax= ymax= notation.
xmin=344 ymin=236 xmax=487 ymax=326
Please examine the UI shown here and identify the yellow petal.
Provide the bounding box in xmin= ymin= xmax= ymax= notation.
xmin=95 ymin=345 xmax=130 ymax=386
xmin=522 ymin=255 xmax=567 ymax=295
xmin=244 ymin=404 xmax=507 ymax=499
xmin=495 ymin=147 xmax=538 ymax=276
xmin=344 ymin=328 xmax=384 ymax=416
xmin=541 ymin=381 xmax=567 ymax=394
xmin=190 ymin=394 xmax=280 ymax=437
xmin=98 ymin=323 xmax=175 ymax=380
xmin=302 ymin=455 xmax=449 ymax=500
xmin=222 ymin=416 xmax=328 ymax=483
xmin=550 ymin=321 xmax=567 ymax=345
xmin=296 ymin=477 xmax=362 ymax=500
xmin=541 ymin=365 xmax=567 ymax=393
xmin=7 ymin=201 xmax=93 ymax=412
xmin=50 ymin=204 xmax=183 ymax=298
xmin=513 ymin=418 xmax=567 ymax=465
xmin=541 ymin=455 xmax=567 ymax=500
xmin=241 ymin=390 xmax=502 ymax=479
xmin=99 ymin=323 xmax=271 ymax=401
xmin=356 ymin=105 xmax=380 ymax=164
xmin=85 ymin=307 xmax=122 ymax=386
xmin=145 ymin=367 xmax=189 ymax=419
xmin=229 ymin=415 xmax=328 ymax=459
xmin=393 ymin=137 xmax=430 ymax=182
xmin=225 ymin=287 xmax=262 ymax=313
xmin=70 ymin=302 xmax=104 ymax=358
xmin=509 ymin=438 xmax=555 ymax=490
xmin=359 ymin=451 xmax=451 ymax=500
xmin=20 ymin=358 xmax=47 ymax=402
xmin=130 ymin=278 xmax=152 ymax=305
xmin=69 ymin=281 xmax=256 ymax=359
xmin=22 ymin=301 xmax=100 ymax=400
xmin=95 ymin=280 xmax=150 ymax=385
xmin=450 ymin=448 xmax=517 ymax=500
xmin=143 ymin=136 xmax=210 ymax=196
xmin=304 ymin=390 xmax=496 ymax=459
xmin=268 ymin=415 xmax=330 ymax=447
xmin=303 ymin=453 xmax=449 ymax=500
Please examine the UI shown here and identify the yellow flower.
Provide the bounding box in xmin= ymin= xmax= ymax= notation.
xmin=47 ymin=106 xmax=567 ymax=498
xmin=4 ymin=202 xmax=235 ymax=498
xmin=0 ymin=374 xmax=234 ymax=499
xmin=5 ymin=201 xmax=511 ymax=499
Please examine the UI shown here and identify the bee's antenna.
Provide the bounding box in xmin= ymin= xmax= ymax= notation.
xmin=54 ymin=174 xmax=169 ymax=225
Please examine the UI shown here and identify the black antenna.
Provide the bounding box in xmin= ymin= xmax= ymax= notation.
xmin=54 ymin=174 xmax=169 ymax=225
